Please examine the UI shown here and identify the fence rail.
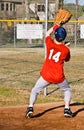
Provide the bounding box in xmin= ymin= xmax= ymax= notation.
xmin=0 ymin=19 xmax=84 ymax=48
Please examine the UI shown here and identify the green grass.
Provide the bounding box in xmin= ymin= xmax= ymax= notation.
xmin=0 ymin=47 xmax=84 ymax=106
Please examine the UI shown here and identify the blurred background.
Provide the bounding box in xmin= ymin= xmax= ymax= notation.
xmin=0 ymin=0 xmax=84 ymax=47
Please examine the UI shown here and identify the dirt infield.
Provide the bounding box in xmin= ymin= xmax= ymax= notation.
xmin=0 ymin=102 xmax=84 ymax=130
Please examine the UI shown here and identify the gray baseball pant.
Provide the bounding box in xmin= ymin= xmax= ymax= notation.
xmin=29 ymin=76 xmax=71 ymax=105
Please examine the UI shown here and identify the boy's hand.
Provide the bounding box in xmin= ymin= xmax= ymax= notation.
xmin=64 ymin=42 xmax=70 ymax=47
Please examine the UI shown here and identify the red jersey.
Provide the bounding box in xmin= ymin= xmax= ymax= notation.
xmin=40 ymin=36 xmax=70 ymax=84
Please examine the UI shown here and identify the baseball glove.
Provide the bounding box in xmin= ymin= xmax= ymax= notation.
xmin=54 ymin=9 xmax=72 ymax=26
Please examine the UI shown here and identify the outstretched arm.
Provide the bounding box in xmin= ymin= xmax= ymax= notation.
xmin=45 ymin=27 xmax=53 ymax=37
xmin=46 ymin=25 xmax=59 ymax=37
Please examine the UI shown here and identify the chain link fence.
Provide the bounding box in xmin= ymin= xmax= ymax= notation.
xmin=0 ymin=0 xmax=84 ymax=48
xmin=0 ymin=21 xmax=84 ymax=48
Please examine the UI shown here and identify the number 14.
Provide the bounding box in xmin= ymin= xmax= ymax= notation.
xmin=49 ymin=49 xmax=61 ymax=62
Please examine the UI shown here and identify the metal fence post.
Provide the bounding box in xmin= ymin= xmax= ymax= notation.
xmin=74 ymin=22 xmax=77 ymax=47
xmin=14 ymin=22 xmax=16 ymax=48
xmin=44 ymin=0 xmax=48 ymax=96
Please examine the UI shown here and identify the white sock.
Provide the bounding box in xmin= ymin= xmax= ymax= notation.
xmin=29 ymin=104 xmax=33 ymax=108
xmin=65 ymin=106 xmax=69 ymax=109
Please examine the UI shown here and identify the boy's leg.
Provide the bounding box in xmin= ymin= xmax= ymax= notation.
xmin=25 ymin=76 xmax=50 ymax=118
xmin=29 ymin=76 xmax=50 ymax=106
xmin=57 ymin=79 xmax=72 ymax=117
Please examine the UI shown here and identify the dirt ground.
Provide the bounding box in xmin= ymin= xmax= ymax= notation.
xmin=0 ymin=102 xmax=84 ymax=130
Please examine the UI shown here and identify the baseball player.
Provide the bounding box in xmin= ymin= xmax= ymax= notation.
xmin=25 ymin=26 xmax=72 ymax=118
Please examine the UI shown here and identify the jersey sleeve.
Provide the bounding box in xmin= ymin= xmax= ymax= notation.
xmin=45 ymin=36 xmax=54 ymax=49
xmin=65 ymin=50 xmax=70 ymax=62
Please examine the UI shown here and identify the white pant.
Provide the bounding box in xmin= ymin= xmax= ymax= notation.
xmin=29 ymin=76 xmax=71 ymax=105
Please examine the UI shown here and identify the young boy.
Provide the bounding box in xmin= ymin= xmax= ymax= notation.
xmin=25 ymin=26 xmax=72 ymax=118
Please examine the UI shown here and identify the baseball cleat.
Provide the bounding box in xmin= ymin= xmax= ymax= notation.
xmin=64 ymin=108 xmax=72 ymax=118
xmin=25 ymin=107 xmax=33 ymax=118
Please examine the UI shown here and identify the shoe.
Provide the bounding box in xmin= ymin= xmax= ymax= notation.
xmin=25 ymin=107 xmax=33 ymax=118
xmin=64 ymin=108 xmax=72 ymax=117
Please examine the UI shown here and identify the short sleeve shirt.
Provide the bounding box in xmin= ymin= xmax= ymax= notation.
xmin=40 ymin=36 xmax=70 ymax=84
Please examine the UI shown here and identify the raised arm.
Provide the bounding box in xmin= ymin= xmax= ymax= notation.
xmin=45 ymin=27 xmax=53 ymax=37
xmin=46 ymin=25 xmax=59 ymax=38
